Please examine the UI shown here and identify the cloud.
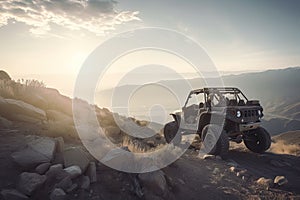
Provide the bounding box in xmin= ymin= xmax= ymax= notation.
xmin=0 ymin=0 xmax=141 ymax=36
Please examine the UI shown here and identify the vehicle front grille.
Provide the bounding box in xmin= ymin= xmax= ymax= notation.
xmin=243 ymin=110 xmax=259 ymax=118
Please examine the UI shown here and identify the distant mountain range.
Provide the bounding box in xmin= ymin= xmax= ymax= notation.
xmin=96 ymin=67 xmax=300 ymax=135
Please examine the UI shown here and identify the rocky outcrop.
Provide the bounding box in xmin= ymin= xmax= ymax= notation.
xmin=46 ymin=110 xmax=73 ymax=124
xmin=0 ymin=115 xmax=12 ymax=128
xmin=0 ymin=97 xmax=46 ymax=122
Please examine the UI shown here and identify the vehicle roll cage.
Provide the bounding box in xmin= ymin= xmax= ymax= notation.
xmin=183 ymin=87 xmax=249 ymax=108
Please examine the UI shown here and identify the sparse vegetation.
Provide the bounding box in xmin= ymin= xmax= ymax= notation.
xmin=17 ymin=79 xmax=46 ymax=88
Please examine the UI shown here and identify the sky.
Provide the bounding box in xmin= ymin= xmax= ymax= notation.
xmin=0 ymin=0 xmax=300 ymax=95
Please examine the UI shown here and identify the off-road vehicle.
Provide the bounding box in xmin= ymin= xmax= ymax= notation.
xmin=163 ymin=87 xmax=271 ymax=156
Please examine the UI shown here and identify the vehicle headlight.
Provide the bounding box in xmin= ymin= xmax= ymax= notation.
xmin=258 ymin=110 xmax=261 ymax=116
xmin=237 ymin=110 xmax=241 ymax=118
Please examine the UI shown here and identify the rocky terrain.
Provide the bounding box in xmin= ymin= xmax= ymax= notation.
xmin=0 ymin=70 xmax=300 ymax=200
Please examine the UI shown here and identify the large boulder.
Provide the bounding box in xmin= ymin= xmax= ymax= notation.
xmin=138 ymin=170 xmax=168 ymax=196
xmin=17 ymin=172 xmax=47 ymax=196
xmin=11 ymin=136 xmax=56 ymax=169
xmin=0 ymin=97 xmax=46 ymax=122
xmin=63 ymin=147 xmax=90 ymax=172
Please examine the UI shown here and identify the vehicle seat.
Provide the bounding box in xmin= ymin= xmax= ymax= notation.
xmin=228 ymin=99 xmax=237 ymax=106
xmin=238 ymin=100 xmax=245 ymax=106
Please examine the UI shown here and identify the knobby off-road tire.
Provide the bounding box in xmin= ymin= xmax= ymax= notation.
xmin=163 ymin=121 xmax=182 ymax=145
xmin=243 ymin=127 xmax=271 ymax=153
xmin=201 ymin=124 xmax=229 ymax=157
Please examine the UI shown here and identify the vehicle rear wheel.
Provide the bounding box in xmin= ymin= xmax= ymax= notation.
xmin=201 ymin=124 xmax=229 ymax=157
xmin=243 ymin=127 xmax=271 ymax=153
xmin=163 ymin=121 xmax=181 ymax=144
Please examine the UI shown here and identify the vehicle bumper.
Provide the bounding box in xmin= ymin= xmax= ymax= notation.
xmin=239 ymin=122 xmax=260 ymax=132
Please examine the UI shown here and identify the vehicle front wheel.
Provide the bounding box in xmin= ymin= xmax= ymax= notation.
xmin=163 ymin=121 xmax=181 ymax=145
xmin=243 ymin=127 xmax=271 ymax=153
xmin=201 ymin=124 xmax=229 ymax=157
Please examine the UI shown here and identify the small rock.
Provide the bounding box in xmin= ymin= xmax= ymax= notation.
xmin=236 ymin=169 xmax=248 ymax=177
xmin=1 ymin=189 xmax=29 ymax=200
xmin=66 ymin=184 xmax=78 ymax=193
xmin=202 ymin=154 xmax=216 ymax=160
xmin=50 ymin=188 xmax=66 ymax=200
xmin=212 ymin=168 xmax=220 ymax=175
xmin=226 ymin=159 xmax=239 ymax=168
xmin=274 ymin=176 xmax=288 ymax=186
xmin=46 ymin=164 xmax=63 ymax=175
xmin=86 ymin=162 xmax=97 ymax=183
xmin=56 ymin=176 xmax=72 ymax=191
xmin=18 ymin=172 xmax=47 ymax=196
xmin=229 ymin=166 xmax=237 ymax=173
xmin=35 ymin=162 xmax=51 ymax=175
xmin=80 ymin=176 xmax=90 ymax=190
xmin=64 ymin=166 xmax=82 ymax=179
xmin=256 ymin=177 xmax=273 ymax=188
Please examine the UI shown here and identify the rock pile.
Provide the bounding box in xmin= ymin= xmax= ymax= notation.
xmin=1 ymin=136 xmax=97 ymax=200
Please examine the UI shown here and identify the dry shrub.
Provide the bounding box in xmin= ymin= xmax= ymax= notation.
xmin=17 ymin=79 xmax=46 ymax=88
xmin=269 ymin=140 xmax=300 ymax=156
